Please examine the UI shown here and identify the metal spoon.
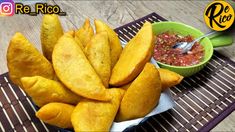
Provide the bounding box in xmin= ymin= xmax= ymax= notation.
xmin=172 ymin=31 xmax=217 ymax=54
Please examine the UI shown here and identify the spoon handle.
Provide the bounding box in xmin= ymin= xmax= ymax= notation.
xmin=193 ymin=31 xmax=217 ymax=43
xmin=184 ymin=31 xmax=217 ymax=53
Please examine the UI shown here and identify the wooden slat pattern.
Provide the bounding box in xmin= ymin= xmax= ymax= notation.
xmin=0 ymin=13 xmax=234 ymax=132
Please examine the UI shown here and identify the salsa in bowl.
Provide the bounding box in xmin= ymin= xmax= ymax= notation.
xmin=152 ymin=22 xmax=213 ymax=77
xmin=154 ymin=32 xmax=204 ymax=66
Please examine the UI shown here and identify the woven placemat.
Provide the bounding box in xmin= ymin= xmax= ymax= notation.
xmin=0 ymin=12 xmax=234 ymax=132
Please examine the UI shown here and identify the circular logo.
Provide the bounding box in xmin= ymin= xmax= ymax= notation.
xmin=204 ymin=1 xmax=234 ymax=31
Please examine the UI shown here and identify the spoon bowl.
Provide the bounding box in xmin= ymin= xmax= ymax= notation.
xmin=173 ymin=31 xmax=217 ymax=54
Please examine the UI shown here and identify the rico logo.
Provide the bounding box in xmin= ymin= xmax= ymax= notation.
xmin=204 ymin=1 xmax=234 ymax=31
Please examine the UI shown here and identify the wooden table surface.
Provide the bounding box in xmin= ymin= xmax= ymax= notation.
xmin=0 ymin=0 xmax=234 ymax=131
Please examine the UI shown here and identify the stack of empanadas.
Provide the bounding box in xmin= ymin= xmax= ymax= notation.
xmin=6 ymin=14 xmax=183 ymax=131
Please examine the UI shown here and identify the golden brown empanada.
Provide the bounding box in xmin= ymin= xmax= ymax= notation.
xmin=109 ymin=22 xmax=154 ymax=86
xmin=116 ymin=63 xmax=161 ymax=121
xmin=85 ymin=31 xmax=111 ymax=87
xmin=21 ymin=76 xmax=80 ymax=107
xmin=52 ymin=34 xmax=110 ymax=101
xmin=94 ymin=19 xmax=122 ymax=68
xmin=65 ymin=30 xmax=75 ymax=37
xmin=158 ymin=68 xmax=183 ymax=91
xmin=75 ymin=19 xmax=94 ymax=48
xmin=71 ymin=88 xmax=125 ymax=131
xmin=7 ymin=32 xmax=55 ymax=88
xmin=36 ymin=102 xmax=74 ymax=128
xmin=41 ymin=14 xmax=63 ymax=61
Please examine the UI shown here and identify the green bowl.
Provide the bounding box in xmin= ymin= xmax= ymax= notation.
xmin=152 ymin=22 xmax=233 ymax=77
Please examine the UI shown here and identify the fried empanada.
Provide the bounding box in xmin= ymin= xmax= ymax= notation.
xmin=116 ymin=63 xmax=161 ymax=121
xmin=65 ymin=29 xmax=75 ymax=37
xmin=158 ymin=68 xmax=183 ymax=91
xmin=109 ymin=22 xmax=154 ymax=86
xmin=66 ymin=30 xmax=84 ymax=51
xmin=36 ymin=102 xmax=74 ymax=128
xmin=7 ymin=32 xmax=55 ymax=88
xmin=20 ymin=76 xmax=80 ymax=107
xmin=52 ymin=34 xmax=110 ymax=101
xmin=41 ymin=14 xmax=63 ymax=61
xmin=120 ymin=83 xmax=131 ymax=90
xmin=75 ymin=19 xmax=94 ymax=48
xmin=71 ymin=88 xmax=124 ymax=131
xmin=94 ymin=19 xmax=122 ymax=68
xmin=85 ymin=32 xmax=111 ymax=87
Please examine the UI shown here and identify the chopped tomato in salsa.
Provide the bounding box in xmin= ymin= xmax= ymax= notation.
xmin=153 ymin=32 xmax=204 ymax=66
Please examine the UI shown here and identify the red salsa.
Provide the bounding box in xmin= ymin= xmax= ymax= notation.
xmin=153 ymin=32 xmax=204 ymax=66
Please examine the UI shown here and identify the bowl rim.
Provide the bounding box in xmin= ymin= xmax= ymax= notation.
xmin=151 ymin=21 xmax=214 ymax=69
